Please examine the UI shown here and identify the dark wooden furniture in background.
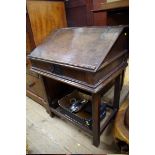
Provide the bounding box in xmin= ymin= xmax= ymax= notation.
xmin=65 ymin=0 xmax=107 ymax=26
xmin=29 ymin=26 xmax=129 ymax=146
xmin=26 ymin=0 xmax=67 ymax=107
xmin=65 ymin=0 xmax=129 ymax=27
xmin=92 ymin=0 xmax=129 ymax=25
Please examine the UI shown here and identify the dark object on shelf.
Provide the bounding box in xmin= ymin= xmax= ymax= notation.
xmin=84 ymin=101 xmax=106 ymax=115
xmin=28 ymin=26 xmax=128 ymax=147
xmin=81 ymin=100 xmax=107 ymax=128
xmin=69 ymin=98 xmax=88 ymax=113
xmin=58 ymin=90 xmax=90 ymax=113
xmin=57 ymin=100 xmax=106 ymax=129
xmin=58 ymin=90 xmax=106 ymax=120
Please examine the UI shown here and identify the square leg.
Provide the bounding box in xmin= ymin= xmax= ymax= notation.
xmin=113 ymin=74 xmax=121 ymax=110
xmin=40 ymin=75 xmax=54 ymax=117
xmin=92 ymin=74 xmax=121 ymax=146
xmin=92 ymin=93 xmax=101 ymax=146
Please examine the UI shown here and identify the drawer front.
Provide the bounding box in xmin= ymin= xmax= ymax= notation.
xmin=26 ymin=74 xmax=44 ymax=98
xmin=31 ymin=60 xmax=94 ymax=85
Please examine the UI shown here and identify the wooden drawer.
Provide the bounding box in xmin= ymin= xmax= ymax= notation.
xmin=26 ymin=74 xmax=44 ymax=98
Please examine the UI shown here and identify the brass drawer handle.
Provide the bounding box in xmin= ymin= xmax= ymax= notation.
xmin=28 ymin=82 xmax=36 ymax=87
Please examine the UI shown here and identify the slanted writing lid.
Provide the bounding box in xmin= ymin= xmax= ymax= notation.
xmin=29 ymin=26 xmax=127 ymax=72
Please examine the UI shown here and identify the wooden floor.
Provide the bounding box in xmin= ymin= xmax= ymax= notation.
xmin=26 ymin=95 xmax=126 ymax=154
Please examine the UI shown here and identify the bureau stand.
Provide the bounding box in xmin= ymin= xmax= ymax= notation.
xmin=37 ymin=72 xmax=122 ymax=147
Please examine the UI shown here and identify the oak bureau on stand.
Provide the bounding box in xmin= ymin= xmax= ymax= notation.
xmin=28 ymin=26 xmax=129 ymax=147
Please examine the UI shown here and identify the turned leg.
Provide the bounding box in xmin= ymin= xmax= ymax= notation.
xmin=40 ymin=75 xmax=54 ymax=117
xmin=113 ymin=74 xmax=121 ymax=110
xmin=92 ymin=93 xmax=101 ymax=147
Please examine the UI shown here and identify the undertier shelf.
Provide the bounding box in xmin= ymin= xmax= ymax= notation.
xmin=50 ymin=104 xmax=117 ymax=136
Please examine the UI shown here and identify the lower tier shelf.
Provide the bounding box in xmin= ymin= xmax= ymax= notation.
xmin=50 ymin=104 xmax=117 ymax=136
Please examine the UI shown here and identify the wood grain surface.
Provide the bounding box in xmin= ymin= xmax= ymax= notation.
xmin=27 ymin=0 xmax=67 ymax=46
